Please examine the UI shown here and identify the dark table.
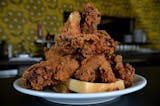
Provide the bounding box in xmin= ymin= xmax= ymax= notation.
xmin=1 ymin=65 xmax=160 ymax=106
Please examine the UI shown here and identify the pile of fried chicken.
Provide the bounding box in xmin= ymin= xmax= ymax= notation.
xmin=22 ymin=3 xmax=135 ymax=91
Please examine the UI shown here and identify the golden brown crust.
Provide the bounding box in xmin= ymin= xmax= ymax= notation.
xmin=113 ymin=55 xmax=135 ymax=87
xmin=74 ymin=54 xmax=117 ymax=83
xmin=22 ymin=61 xmax=54 ymax=90
xmin=81 ymin=3 xmax=101 ymax=34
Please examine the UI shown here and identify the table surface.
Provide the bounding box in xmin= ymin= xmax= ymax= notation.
xmin=1 ymin=65 xmax=160 ymax=106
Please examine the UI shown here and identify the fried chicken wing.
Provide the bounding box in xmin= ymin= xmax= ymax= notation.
xmin=74 ymin=55 xmax=100 ymax=82
xmin=59 ymin=11 xmax=81 ymax=36
xmin=99 ymin=58 xmax=117 ymax=83
xmin=81 ymin=3 xmax=101 ymax=34
xmin=113 ymin=55 xmax=135 ymax=87
xmin=54 ymin=11 xmax=81 ymax=55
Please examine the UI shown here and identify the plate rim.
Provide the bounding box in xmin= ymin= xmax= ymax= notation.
xmin=13 ymin=74 xmax=147 ymax=99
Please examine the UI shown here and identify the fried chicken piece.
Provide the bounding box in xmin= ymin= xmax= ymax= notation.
xmin=95 ymin=30 xmax=118 ymax=59
xmin=54 ymin=31 xmax=117 ymax=58
xmin=74 ymin=55 xmax=99 ymax=82
xmin=60 ymin=11 xmax=81 ymax=36
xmin=22 ymin=54 xmax=79 ymax=90
xmin=53 ymin=55 xmax=79 ymax=81
xmin=72 ymin=33 xmax=99 ymax=58
xmin=72 ymin=30 xmax=117 ymax=58
xmin=24 ymin=45 xmax=79 ymax=90
xmin=22 ymin=61 xmax=54 ymax=90
xmin=81 ymin=3 xmax=101 ymax=34
xmin=45 ymin=47 xmax=80 ymax=81
xmin=74 ymin=54 xmax=117 ymax=83
xmin=54 ymin=11 xmax=81 ymax=55
xmin=44 ymin=45 xmax=61 ymax=61
xmin=113 ymin=55 xmax=135 ymax=87
xmin=99 ymin=58 xmax=117 ymax=83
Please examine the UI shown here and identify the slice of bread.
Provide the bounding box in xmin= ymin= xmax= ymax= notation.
xmin=68 ymin=79 xmax=125 ymax=93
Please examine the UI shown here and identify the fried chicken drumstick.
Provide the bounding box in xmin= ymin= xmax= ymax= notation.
xmin=22 ymin=3 xmax=135 ymax=91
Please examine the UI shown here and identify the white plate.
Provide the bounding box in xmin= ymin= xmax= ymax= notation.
xmin=13 ymin=74 xmax=147 ymax=105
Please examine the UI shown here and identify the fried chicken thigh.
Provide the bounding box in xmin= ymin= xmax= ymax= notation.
xmin=22 ymin=61 xmax=54 ymax=90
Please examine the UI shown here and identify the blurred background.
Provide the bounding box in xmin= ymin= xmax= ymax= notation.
xmin=0 ymin=0 xmax=160 ymax=77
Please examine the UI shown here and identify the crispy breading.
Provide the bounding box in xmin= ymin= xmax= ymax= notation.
xmin=81 ymin=3 xmax=101 ymax=34
xmin=53 ymin=55 xmax=79 ymax=81
xmin=22 ymin=61 xmax=54 ymax=90
xmin=113 ymin=55 xmax=135 ymax=87
xmin=60 ymin=11 xmax=81 ymax=36
xmin=74 ymin=54 xmax=117 ymax=83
